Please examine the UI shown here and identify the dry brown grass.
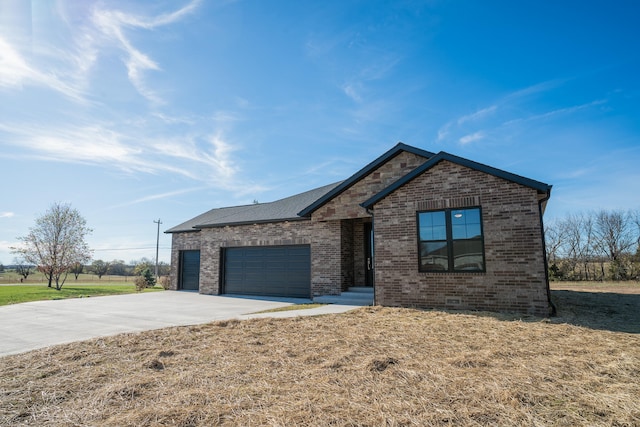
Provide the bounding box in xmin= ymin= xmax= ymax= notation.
xmin=1 ymin=285 xmax=639 ymax=426
xmin=550 ymin=281 xmax=640 ymax=333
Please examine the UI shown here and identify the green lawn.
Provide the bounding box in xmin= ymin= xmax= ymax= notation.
xmin=0 ymin=284 xmax=163 ymax=306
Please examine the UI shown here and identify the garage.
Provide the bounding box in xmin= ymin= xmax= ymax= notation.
xmin=223 ymin=245 xmax=311 ymax=298
xmin=178 ymin=250 xmax=200 ymax=290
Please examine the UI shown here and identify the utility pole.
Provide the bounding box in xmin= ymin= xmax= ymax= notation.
xmin=154 ymin=218 xmax=162 ymax=277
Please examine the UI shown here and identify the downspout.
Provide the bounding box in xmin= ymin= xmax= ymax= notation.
xmin=538 ymin=189 xmax=556 ymax=316
xmin=365 ymin=207 xmax=376 ymax=306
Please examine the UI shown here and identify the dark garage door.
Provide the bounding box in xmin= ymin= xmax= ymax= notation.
xmin=223 ymin=245 xmax=310 ymax=298
xmin=179 ymin=250 xmax=200 ymax=291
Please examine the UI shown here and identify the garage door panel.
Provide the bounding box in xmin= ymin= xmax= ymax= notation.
xmin=223 ymin=245 xmax=310 ymax=298
xmin=265 ymin=262 xmax=288 ymax=270
xmin=179 ymin=250 xmax=200 ymax=291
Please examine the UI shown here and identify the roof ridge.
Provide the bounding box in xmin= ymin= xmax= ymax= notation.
xmin=297 ymin=142 xmax=434 ymax=217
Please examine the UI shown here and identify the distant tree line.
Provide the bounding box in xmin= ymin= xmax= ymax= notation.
xmin=83 ymin=258 xmax=171 ymax=279
xmin=545 ymin=209 xmax=640 ymax=281
xmin=4 ymin=258 xmax=170 ymax=280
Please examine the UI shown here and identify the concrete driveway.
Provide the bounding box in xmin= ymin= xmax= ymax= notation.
xmin=0 ymin=291 xmax=359 ymax=357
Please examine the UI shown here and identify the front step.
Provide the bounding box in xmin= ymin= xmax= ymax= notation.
xmin=348 ymin=286 xmax=374 ymax=293
xmin=313 ymin=287 xmax=374 ymax=306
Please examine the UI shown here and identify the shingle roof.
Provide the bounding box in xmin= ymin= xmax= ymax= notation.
xmin=165 ymin=181 xmax=343 ymax=233
xmin=167 ymin=144 xmax=552 ymax=234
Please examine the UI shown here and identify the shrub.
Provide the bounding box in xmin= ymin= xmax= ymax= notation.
xmin=134 ymin=275 xmax=147 ymax=292
xmin=158 ymin=276 xmax=170 ymax=290
xmin=141 ymin=268 xmax=156 ymax=288
xmin=134 ymin=268 xmax=157 ymax=291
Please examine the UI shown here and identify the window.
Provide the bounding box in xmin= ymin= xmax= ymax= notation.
xmin=417 ymin=207 xmax=485 ymax=272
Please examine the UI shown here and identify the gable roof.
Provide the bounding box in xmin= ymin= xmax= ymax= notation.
xmin=168 ymin=145 xmax=552 ymax=233
xmin=297 ymin=142 xmax=435 ymax=217
xmin=165 ymin=181 xmax=343 ymax=233
xmin=361 ymin=151 xmax=553 ymax=209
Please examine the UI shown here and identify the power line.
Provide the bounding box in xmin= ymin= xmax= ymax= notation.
xmin=92 ymin=247 xmax=170 ymax=251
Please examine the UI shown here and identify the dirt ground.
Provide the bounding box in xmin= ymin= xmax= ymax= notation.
xmin=549 ymin=281 xmax=640 ymax=333
xmin=0 ymin=281 xmax=638 ymax=426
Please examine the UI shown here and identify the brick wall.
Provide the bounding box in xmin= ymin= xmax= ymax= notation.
xmin=313 ymin=151 xmax=427 ymax=221
xmin=373 ymin=160 xmax=550 ymax=316
xmin=169 ymin=219 xmax=345 ymax=296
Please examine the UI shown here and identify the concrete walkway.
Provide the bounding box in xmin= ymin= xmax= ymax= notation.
xmin=0 ymin=291 xmax=362 ymax=357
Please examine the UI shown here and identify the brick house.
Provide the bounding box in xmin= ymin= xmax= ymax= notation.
xmin=167 ymin=143 xmax=553 ymax=316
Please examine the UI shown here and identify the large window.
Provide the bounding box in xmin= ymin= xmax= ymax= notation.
xmin=417 ymin=207 xmax=485 ymax=272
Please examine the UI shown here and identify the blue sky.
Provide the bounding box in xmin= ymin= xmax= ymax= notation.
xmin=1 ymin=0 xmax=638 ymax=265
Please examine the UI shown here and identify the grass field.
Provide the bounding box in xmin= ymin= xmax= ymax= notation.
xmin=1 ymin=282 xmax=638 ymax=426
xmin=0 ymin=271 xmax=164 ymax=306
xmin=0 ymin=284 xmax=163 ymax=306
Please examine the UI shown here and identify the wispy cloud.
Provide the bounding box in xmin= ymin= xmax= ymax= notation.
xmin=459 ymin=131 xmax=485 ymax=145
xmin=340 ymin=52 xmax=400 ymax=105
xmin=0 ymin=120 xmax=241 ymax=188
xmin=0 ymin=122 xmax=141 ymax=167
xmin=152 ymin=112 xmax=197 ymax=125
xmin=149 ymin=132 xmax=239 ymax=181
xmin=436 ymin=79 xmax=606 ymax=147
xmin=503 ymin=79 xmax=566 ymax=102
xmin=211 ymin=110 xmax=244 ymax=126
xmin=457 ymin=105 xmax=497 ymax=125
xmin=0 ymin=37 xmax=85 ymax=101
xmin=91 ymin=0 xmax=201 ymax=104
xmin=342 ymin=83 xmax=363 ymax=103
xmin=502 ymin=99 xmax=607 ymax=127
xmin=109 ymin=187 xmax=208 ymax=209
xmin=0 ymin=212 xmax=15 ymax=219
xmin=437 ymin=105 xmax=496 ymax=143
xmin=0 ymin=1 xmax=200 ymax=105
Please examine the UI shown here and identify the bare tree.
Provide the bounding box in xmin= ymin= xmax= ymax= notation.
xmin=634 ymin=210 xmax=640 ymax=249
xmin=544 ymin=220 xmax=566 ymax=279
xmin=593 ymin=210 xmax=636 ymax=280
xmin=579 ymin=214 xmax=596 ymax=280
xmin=12 ymin=203 xmax=92 ymax=290
xmin=547 ymin=209 xmax=640 ymax=281
xmin=558 ymin=214 xmax=586 ymax=279
xmin=552 ymin=213 xmax=598 ymax=280
xmin=544 ymin=220 xmax=563 ymax=264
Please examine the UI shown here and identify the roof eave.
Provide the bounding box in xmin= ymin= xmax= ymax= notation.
xmin=164 ymin=228 xmax=201 ymax=234
xmin=194 ymin=216 xmax=309 ymax=229
xmin=298 ymin=142 xmax=435 ymax=217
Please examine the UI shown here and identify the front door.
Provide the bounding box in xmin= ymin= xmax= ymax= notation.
xmin=364 ymin=222 xmax=374 ymax=287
